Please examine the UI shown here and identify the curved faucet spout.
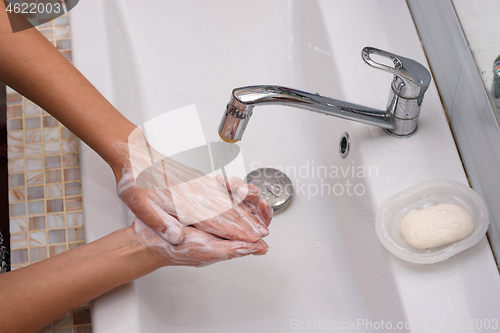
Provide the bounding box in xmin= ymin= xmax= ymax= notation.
xmin=218 ymin=47 xmax=431 ymax=142
xmin=218 ymin=85 xmax=393 ymax=142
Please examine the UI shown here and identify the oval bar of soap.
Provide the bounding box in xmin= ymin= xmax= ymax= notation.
xmin=400 ymin=204 xmax=474 ymax=249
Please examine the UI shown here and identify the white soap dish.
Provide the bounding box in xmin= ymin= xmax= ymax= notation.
xmin=375 ymin=179 xmax=490 ymax=264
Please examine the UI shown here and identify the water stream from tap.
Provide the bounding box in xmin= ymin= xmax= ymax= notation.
xmin=208 ymin=138 xmax=237 ymax=206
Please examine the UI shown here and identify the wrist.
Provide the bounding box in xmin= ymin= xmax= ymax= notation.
xmin=106 ymin=126 xmax=151 ymax=183
xmin=83 ymin=226 xmax=165 ymax=283
xmin=116 ymin=226 xmax=167 ymax=274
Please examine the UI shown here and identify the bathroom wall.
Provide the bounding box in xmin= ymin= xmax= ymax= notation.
xmin=5 ymin=15 xmax=92 ymax=332
xmin=1 ymin=82 xmax=9 ymax=255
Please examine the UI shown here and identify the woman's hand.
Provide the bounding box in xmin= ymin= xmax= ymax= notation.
xmin=114 ymin=130 xmax=273 ymax=245
xmin=0 ymin=217 xmax=268 ymax=333
xmin=118 ymin=162 xmax=273 ymax=245
xmin=133 ymin=219 xmax=269 ymax=267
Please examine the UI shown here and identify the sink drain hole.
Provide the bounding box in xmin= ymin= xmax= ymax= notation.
xmin=339 ymin=132 xmax=350 ymax=159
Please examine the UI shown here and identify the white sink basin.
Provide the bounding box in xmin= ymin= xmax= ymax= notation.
xmin=71 ymin=1 xmax=500 ymax=332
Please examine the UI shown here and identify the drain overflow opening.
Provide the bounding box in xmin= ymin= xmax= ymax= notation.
xmin=339 ymin=132 xmax=350 ymax=159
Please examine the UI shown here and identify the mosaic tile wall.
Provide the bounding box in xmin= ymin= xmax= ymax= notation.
xmin=6 ymin=14 xmax=92 ymax=333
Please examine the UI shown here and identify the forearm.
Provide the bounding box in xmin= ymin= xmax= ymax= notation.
xmin=0 ymin=2 xmax=136 ymax=175
xmin=0 ymin=226 xmax=161 ymax=333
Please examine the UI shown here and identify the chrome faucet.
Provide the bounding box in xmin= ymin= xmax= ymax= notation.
xmin=218 ymin=47 xmax=431 ymax=141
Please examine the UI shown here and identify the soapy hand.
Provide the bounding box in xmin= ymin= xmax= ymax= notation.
xmin=114 ymin=132 xmax=273 ymax=245
xmin=118 ymin=169 xmax=272 ymax=245
xmin=133 ymin=219 xmax=269 ymax=267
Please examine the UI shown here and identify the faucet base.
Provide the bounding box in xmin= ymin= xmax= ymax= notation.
xmin=384 ymin=126 xmax=418 ymax=137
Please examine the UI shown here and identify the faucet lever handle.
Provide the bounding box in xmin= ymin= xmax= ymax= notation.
xmin=361 ymin=46 xmax=431 ymax=99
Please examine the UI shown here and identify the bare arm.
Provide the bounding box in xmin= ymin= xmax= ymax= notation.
xmin=0 ymin=1 xmax=135 ymax=175
xmin=0 ymin=7 xmax=272 ymax=331
xmin=0 ymin=2 xmax=273 ymax=245
xmin=0 ymin=226 xmax=160 ymax=333
xmin=0 ymin=222 xmax=268 ymax=333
